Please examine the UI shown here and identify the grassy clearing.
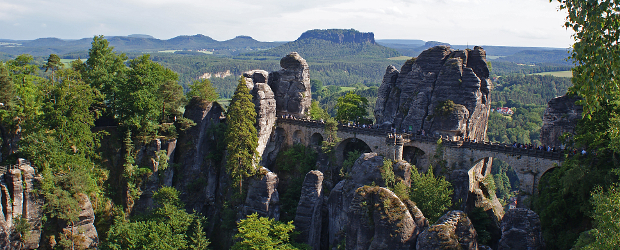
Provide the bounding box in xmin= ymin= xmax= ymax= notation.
xmin=60 ymin=58 xmax=85 ymax=67
xmin=340 ymin=87 xmax=356 ymax=92
xmin=159 ymin=50 xmax=181 ymax=53
xmin=388 ymin=56 xmax=412 ymax=60
xmin=531 ymin=70 xmax=572 ymax=78
xmin=216 ymin=98 xmax=231 ymax=110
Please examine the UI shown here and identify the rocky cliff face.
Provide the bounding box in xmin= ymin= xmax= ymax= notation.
xmin=540 ymin=95 xmax=582 ymax=147
xmin=133 ymin=138 xmax=177 ymax=213
xmin=416 ymin=210 xmax=478 ymax=250
xmin=374 ymin=46 xmax=492 ymax=140
xmin=498 ymin=208 xmax=544 ymax=250
xmin=242 ymin=168 xmax=280 ymax=220
xmin=327 ymin=153 xmax=427 ymax=249
xmin=0 ymin=159 xmax=44 ymax=249
xmin=243 ymin=70 xmax=277 ymax=158
xmin=297 ymin=29 xmax=376 ymax=44
xmin=347 ymin=186 xmax=419 ymax=250
xmin=174 ymin=99 xmax=225 ymax=215
xmin=60 ymin=193 xmax=98 ymax=249
xmin=268 ymin=52 xmax=312 ymax=117
xmin=294 ymin=170 xmax=323 ymax=249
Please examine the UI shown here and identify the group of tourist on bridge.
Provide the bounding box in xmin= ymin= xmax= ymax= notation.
xmin=277 ymin=114 xmax=586 ymax=160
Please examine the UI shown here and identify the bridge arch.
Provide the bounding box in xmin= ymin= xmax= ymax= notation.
xmin=335 ymin=138 xmax=372 ymax=165
xmin=310 ymin=133 xmax=323 ymax=147
xmin=403 ymin=146 xmax=427 ymax=168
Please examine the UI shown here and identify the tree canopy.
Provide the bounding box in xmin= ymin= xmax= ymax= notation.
xmin=335 ymin=92 xmax=370 ymax=124
xmin=532 ymin=1 xmax=620 ymax=249
xmin=225 ymin=77 xmax=259 ymax=190
xmin=232 ymin=213 xmax=300 ymax=250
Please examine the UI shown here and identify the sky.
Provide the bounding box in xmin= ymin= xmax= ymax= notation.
xmin=0 ymin=0 xmax=573 ymax=48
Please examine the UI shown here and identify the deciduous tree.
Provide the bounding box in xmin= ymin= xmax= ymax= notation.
xmin=409 ymin=165 xmax=453 ymax=222
xmin=335 ymin=92 xmax=369 ymax=124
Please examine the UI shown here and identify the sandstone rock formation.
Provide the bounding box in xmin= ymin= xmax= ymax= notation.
xmin=174 ymin=98 xmax=225 ymax=215
xmin=294 ymin=170 xmax=324 ymax=249
xmin=540 ymin=95 xmax=582 ymax=147
xmin=374 ymin=46 xmax=492 ymax=141
xmin=347 ymin=186 xmax=418 ymax=250
xmin=392 ymin=160 xmax=412 ymax=187
xmin=0 ymin=159 xmax=44 ymax=249
xmin=327 ymin=153 xmax=427 ymax=249
xmin=61 ymin=193 xmax=98 ymax=249
xmin=242 ymin=168 xmax=280 ymax=220
xmin=268 ymin=52 xmax=311 ymax=117
xmin=498 ymin=208 xmax=544 ymax=250
xmin=243 ymin=70 xmax=277 ymax=158
xmin=133 ymin=138 xmax=177 ymax=213
xmin=416 ymin=210 xmax=478 ymax=250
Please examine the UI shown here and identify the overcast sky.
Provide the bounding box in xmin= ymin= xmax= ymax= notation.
xmin=0 ymin=0 xmax=573 ymax=48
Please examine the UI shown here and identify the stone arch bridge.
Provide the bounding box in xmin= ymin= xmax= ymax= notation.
xmin=276 ymin=118 xmax=563 ymax=197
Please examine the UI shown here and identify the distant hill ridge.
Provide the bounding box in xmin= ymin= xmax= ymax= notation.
xmin=0 ymin=34 xmax=284 ymax=57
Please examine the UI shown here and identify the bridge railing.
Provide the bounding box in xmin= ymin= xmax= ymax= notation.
xmin=276 ymin=117 xmax=564 ymax=161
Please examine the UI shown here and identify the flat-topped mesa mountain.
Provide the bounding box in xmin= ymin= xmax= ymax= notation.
xmin=297 ymin=29 xmax=376 ymax=44
xmin=375 ymin=45 xmax=492 ymax=141
xmin=247 ymin=29 xmax=400 ymax=60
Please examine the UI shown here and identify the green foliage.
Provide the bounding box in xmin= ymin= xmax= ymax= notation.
xmin=533 ymin=2 xmax=620 ymax=249
xmin=491 ymin=75 xmax=572 ymax=106
xmin=468 ymin=207 xmax=493 ymax=245
xmin=14 ymin=215 xmax=31 ymax=243
xmin=44 ymin=54 xmax=62 ymax=81
xmin=573 ymin=184 xmax=620 ymax=249
xmin=275 ymin=144 xmax=318 ymax=222
xmin=335 ymin=92 xmax=370 ymax=123
xmin=533 ymin=136 xmax=618 ymax=250
xmin=103 ymin=187 xmax=209 ymax=250
xmin=380 ymin=158 xmax=395 ymax=188
xmin=121 ymin=131 xmax=152 ymax=211
xmin=553 ymin=0 xmax=620 ymax=115
xmin=0 ymin=61 xmax=15 ymax=107
xmin=340 ymin=150 xmax=361 ymax=178
xmin=482 ymin=175 xmax=497 ymax=200
xmin=392 ymin=181 xmax=410 ymax=201
xmin=434 ymin=100 xmax=457 ymax=116
xmin=232 ymin=213 xmax=299 ymax=250
xmin=309 ymin=100 xmax=329 ymax=120
xmin=321 ymin=117 xmax=340 ymax=163
xmin=18 ymin=66 xmax=103 ymax=226
xmin=486 ymin=104 xmax=546 ymax=145
xmin=116 ymin=54 xmax=186 ymax=138
xmin=82 ymin=35 xmax=128 ymax=116
xmin=276 ymin=144 xmax=317 ymax=174
xmin=410 ymin=165 xmax=453 ymax=223
xmin=225 ymin=77 xmax=259 ymax=190
xmin=187 ymin=78 xmax=218 ymax=102
xmin=491 ymin=159 xmax=519 ymax=203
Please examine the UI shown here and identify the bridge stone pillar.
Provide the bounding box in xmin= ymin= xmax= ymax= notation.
xmin=394 ymin=137 xmax=404 ymax=161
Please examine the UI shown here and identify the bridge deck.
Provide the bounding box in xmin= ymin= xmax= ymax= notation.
xmin=276 ymin=118 xmax=564 ymax=161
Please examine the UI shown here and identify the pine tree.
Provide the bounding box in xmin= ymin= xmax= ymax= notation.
xmin=225 ymin=77 xmax=258 ymax=191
